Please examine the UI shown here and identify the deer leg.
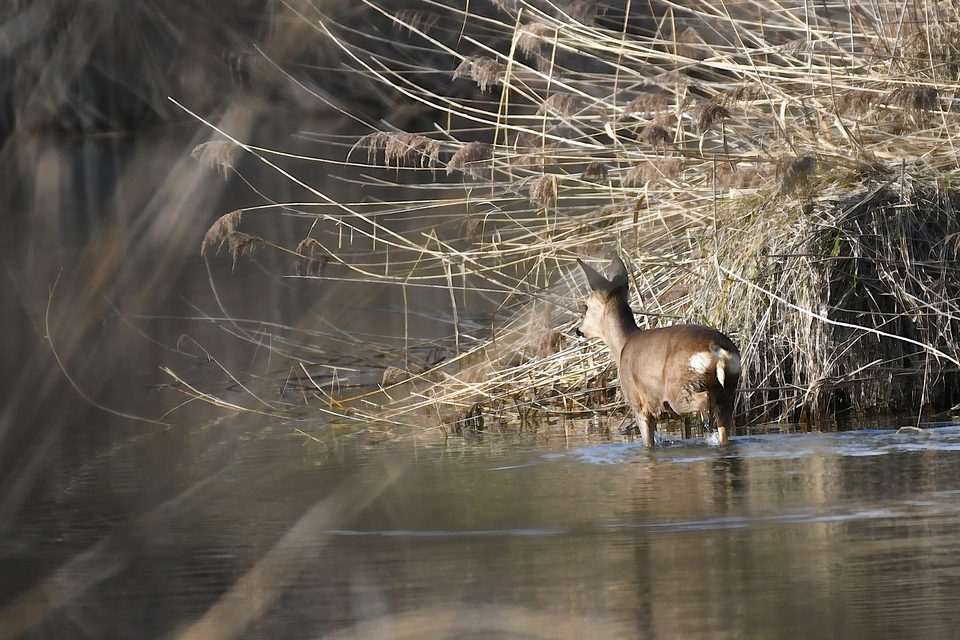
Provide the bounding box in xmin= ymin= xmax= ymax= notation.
xmin=703 ymin=394 xmax=731 ymax=445
xmin=716 ymin=400 xmax=734 ymax=445
xmin=695 ymin=394 xmax=714 ymax=437
xmin=636 ymin=411 xmax=656 ymax=448
xmin=701 ymin=412 xmax=728 ymax=446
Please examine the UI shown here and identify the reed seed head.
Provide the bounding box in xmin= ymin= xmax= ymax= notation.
xmin=538 ymin=93 xmax=582 ymax=118
xmin=192 ymin=140 xmax=240 ymax=179
xmin=295 ymin=238 xmax=329 ymax=277
xmin=201 ymin=210 xmax=243 ymax=256
xmin=447 ymin=141 xmax=493 ymax=177
xmin=529 ymin=174 xmax=559 ymax=208
xmin=642 ymin=124 xmax=672 ymax=147
xmin=693 ymin=101 xmax=730 ymax=133
xmin=453 ymin=56 xmax=505 ymax=92
xmin=623 ymin=93 xmax=669 ymax=118
xmin=582 ymin=161 xmax=608 ymax=181
xmin=517 ymin=23 xmax=551 ymax=57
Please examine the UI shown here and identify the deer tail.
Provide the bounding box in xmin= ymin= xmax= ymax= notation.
xmin=712 ymin=344 xmax=742 ymax=388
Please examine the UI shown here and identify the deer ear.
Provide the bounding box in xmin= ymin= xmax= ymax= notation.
xmin=607 ymin=257 xmax=631 ymax=296
xmin=578 ymin=259 xmax=611 ymax=292
xmin=609 ymin=257 xmax=629 ymax=280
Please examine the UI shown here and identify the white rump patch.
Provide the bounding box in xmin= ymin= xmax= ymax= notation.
xmin=690 ymin=348 xmax=741 ymax=387
xmin=688 ymin=351 xmax=715 ymax=374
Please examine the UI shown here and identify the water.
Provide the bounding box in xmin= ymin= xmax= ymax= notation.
xmin=4 ymin=127 xmax=960 ymax=639
xmin=7 ymin=421 xmax=960 ymax=638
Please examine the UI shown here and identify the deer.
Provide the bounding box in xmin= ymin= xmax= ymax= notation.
xmin=576 ymin=256 xmax=741 ymax=447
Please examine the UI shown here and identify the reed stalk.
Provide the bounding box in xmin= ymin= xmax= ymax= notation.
xmin=190 ymin=0 xmax=960 ymax=431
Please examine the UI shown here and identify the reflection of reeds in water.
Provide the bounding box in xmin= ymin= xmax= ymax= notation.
xmin=188 ymin=0 xmax=960 ymax=432
xmin=173 ymin=464 xmax=404 ymax=640
xmin=0 ymin=461 xmax=405 ymax=640
xmin=322 ymin=603 xmax=633 ymax=639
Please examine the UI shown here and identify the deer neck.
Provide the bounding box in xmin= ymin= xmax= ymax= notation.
xmin=603 ymin=298 xmax=641 ymax=365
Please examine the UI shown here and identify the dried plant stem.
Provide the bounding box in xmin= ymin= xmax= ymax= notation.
xmin=177 ymin=0 xmax=960 ymax=431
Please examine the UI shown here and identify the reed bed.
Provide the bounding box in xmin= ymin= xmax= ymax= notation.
xmin=189 ymin=0 xmax=960 ymax=432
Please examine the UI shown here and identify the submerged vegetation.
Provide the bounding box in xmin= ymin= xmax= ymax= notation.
xmin=187 ymin=0 xmax=960 ymax=433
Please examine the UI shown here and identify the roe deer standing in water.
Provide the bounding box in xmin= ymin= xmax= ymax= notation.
xmin=576 ymin=257 xmax=741 ymax=447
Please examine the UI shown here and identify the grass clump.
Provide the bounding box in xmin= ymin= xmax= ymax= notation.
xmin=183 ymin=0 xmax=960 ymax=434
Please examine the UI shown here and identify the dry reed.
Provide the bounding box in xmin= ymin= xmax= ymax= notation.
xmin=192 ymin=140 xmax=241 ymax=179
xmin=446 ymin=141 xmax=493 ymax=177
xmin=453 ymin=56 xmax=506 ymax=92
xmin=186 ymin=0 xmax=960 ymax=433
xmin=201 ymin=210 xmax=243 ymax=256
xmin=294 ymin=238 xmax=328 ymax=277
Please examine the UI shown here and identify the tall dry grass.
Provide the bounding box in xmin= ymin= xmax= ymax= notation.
xmin=190 ymin=0 xmax=960 ymax=432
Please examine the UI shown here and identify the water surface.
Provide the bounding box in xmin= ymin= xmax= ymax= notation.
xmin=6 ymin=418 xmax=960 ymax=639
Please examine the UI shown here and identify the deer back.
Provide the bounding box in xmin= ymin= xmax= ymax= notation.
xmin=618 ymin=324 xmax=740 ymax=417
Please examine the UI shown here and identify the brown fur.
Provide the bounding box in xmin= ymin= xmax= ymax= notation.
xmin=577 ymin=257 xmax=740 ymax=446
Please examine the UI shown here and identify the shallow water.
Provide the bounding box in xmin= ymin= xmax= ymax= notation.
xmin=5 ymin=126 xmax=960 ymax=639
xmin=6 ymin=419 xmax=960 ymax=639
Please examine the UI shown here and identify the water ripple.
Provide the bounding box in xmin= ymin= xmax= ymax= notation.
xmin=563 ymin=424 xmax=960 ymax=465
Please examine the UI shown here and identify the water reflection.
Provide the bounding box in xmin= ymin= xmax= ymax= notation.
xmin=7 ymin=410 xmax=960 ymax=638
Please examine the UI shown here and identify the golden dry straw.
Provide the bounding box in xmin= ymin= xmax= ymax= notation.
xmin=181 ymin=0 xmax=960 ymax=433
